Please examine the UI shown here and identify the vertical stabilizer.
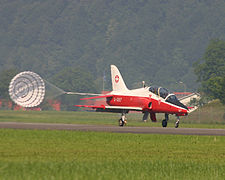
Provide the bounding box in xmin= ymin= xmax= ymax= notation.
xmin=111 ymin=65 xmax=128 ymax=91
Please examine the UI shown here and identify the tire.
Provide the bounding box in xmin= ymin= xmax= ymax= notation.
xmin=119 ymin=119 xmax=124 ymax=126
xmin=175 ymin=122 xmax=179 ymax=128
xmin=162 ymin=119 xmax=167 ymax=127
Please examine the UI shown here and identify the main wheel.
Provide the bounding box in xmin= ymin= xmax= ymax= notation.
xmin=175 ymin=121 xmax=179 ymax=128
xmin=119 ymin=119 xmax=124 ymax=126
xmin=162 ymin=119 xmax=167 ymax=127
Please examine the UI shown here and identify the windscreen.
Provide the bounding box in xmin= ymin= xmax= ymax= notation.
xmin=166 ymin=94 xmax=188 ymax=110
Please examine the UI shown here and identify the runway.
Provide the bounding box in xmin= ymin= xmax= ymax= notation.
xmin=0 ymin=122 xmax=225 ymax=136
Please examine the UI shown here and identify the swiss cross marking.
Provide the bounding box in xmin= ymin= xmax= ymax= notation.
xmin=115 ymin=75 xmax=119 ymax=83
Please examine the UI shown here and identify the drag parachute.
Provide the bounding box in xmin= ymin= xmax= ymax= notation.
xmin=9 ymin=71 xmax=45 ymax=107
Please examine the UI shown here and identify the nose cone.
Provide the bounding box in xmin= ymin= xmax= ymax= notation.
xmin=176 ymin=102 xmax=188 ymax=116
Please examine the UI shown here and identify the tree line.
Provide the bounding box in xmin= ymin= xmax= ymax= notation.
xmin=0 ymin=39 xmax=224 ymax=109
xmin=0 ymin=0 xmax=225 ymax=92
xmin=194 ymin=39 xmax=225 ymax=105
xmin=0 ymin=0 xmax=225 ymax=109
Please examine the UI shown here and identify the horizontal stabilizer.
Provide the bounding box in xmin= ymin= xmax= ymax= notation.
xmin=75 ymin=105 xmax=106 ymax=109
xmin=66 ymin=92 xmax=102 ymax=96
xmin=80 ymin=95 xmax=113 ymax=100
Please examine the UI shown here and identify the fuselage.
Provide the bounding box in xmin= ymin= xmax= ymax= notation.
xmin=107 ymin=87 xmax=188 ymax=116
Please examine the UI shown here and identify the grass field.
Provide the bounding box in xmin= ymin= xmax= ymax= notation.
xmin=182 ymin=100 xmax=225 ymax=125
xmin=0 ymin=101 xmax=224 ymax=179
xmin=0 ymin=129 xmax=224 ymax=180
xmin=0 ymin=108 xmax=224 ymax=129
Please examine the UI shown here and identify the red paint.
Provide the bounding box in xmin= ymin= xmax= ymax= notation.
xmin=106 ymin=95 xmax=187 ymax=116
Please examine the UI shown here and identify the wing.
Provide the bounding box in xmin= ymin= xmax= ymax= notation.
xmin=75 ymin=105 xmax=143 ymax=112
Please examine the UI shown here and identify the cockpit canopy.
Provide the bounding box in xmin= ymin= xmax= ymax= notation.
xmin=149 ymin=86 xmax=188 ymax=110
xmin=166 ymin=94 xmax=188 ymax=110
xmin=149 ymin=86 xmax=169 ymax=99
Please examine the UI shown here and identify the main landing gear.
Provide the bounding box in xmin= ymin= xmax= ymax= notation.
xmin=119 ymin=113 xmax=127 ymax=126
xmin=118 ymin=112 xmax=180 ymax=128
xmin=162 ymin=113 xmax=169 ymax=127
xmin=161 ymin=114 xmax=180 ymax=128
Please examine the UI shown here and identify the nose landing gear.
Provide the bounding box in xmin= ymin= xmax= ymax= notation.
xmin=175 ymin=116 xmax=180 ymax=128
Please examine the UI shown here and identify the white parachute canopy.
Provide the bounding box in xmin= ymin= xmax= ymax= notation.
xmin=9 ymin=71 xmax=45 ymax=107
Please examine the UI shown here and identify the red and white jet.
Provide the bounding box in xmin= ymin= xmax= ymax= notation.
xmin=75 ymin=65 xmax=188 ymax=128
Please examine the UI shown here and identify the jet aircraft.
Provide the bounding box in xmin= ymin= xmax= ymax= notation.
xmin=75 ymin=65 xmax=188 ymax=128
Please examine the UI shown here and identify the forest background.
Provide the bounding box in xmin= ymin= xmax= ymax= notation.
xmin=0 ymin=0 xmax=225 ymax=109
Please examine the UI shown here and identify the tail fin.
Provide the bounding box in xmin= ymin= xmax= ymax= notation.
xmin=111 ymin=65 xmax=128 ymax=91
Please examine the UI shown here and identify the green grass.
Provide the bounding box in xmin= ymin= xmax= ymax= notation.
xmin=183 ymin=100 xmax=225 ymax=125
xmin=0 ymin=110 xmax=119 ymax=124
xmin=0 ymin=129 xmax=224 ymax=179
xmin=0 ymin=109 xmax=225 ymax=129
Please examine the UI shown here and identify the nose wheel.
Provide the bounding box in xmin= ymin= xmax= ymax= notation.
xmin=175 ymin=116 xmax=180 ymax=128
